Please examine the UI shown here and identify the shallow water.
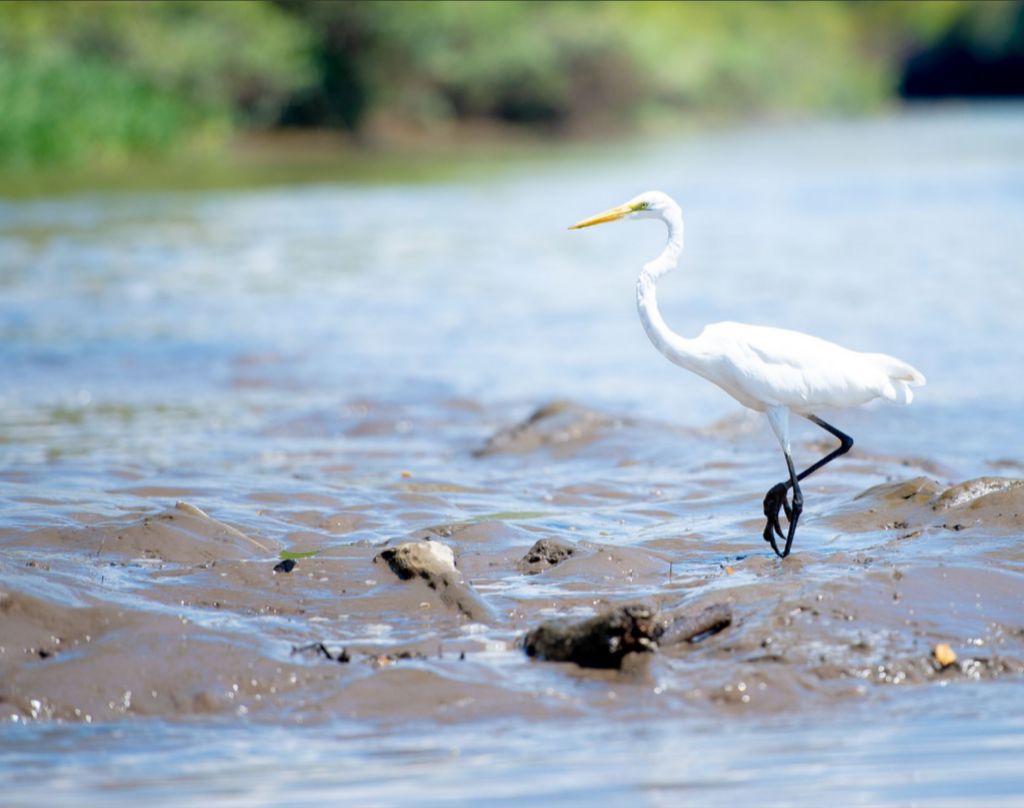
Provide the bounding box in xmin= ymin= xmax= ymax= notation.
xmin=2 ymin=107 xmax=1024 ymax=805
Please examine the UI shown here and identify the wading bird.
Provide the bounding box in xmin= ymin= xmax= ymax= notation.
xmin=570 ymin=191 xmax=924 ymax=558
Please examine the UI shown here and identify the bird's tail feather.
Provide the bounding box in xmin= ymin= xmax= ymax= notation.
xmin=889 ymin=380 xmax=915 ymax=405
xmin=869 ymin=352 xmax=925 ymax=406
xmin=869 ymin=352 xmax=926 ymax=386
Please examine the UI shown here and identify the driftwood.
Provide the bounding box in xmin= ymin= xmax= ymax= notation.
xmin=523 ymin=602 xmax=732 ymax=670
xmin=659 ymin=602 xmax=733 ymax=647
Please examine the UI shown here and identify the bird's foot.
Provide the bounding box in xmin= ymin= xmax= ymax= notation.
xmin=762 ymin=482 xmax=792 ymax=557
xmin=762 ymin=483 xmax=804 ymax=559
xmin=761 ymin=521 xmax=782 ymax=557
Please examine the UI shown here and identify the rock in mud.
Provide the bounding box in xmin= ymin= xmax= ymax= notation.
xmin=523 ymin=602 xmax=732 ymax=669
xmin=473 ymin=400 xmax=614 ymax=457
xmin=933 ymin=643 xmax=957 ymax=669
xmin=516 ymin=538 xmax=576 ymax=575
xmin=375 ymin=539 xmax=494 ymax=623
xmin=524 ymin=604 xmax=661 ymax=669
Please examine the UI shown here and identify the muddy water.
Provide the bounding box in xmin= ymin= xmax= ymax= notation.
xmin=2 ymin=108 xmax=1024 ymax=805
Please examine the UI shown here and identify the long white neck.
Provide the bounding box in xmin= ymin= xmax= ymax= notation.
xmin=635 ymin=206 xmax=705 ymax=372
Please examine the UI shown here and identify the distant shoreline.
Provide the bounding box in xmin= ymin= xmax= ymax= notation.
xmin=6 ymin=101 xmax=1018 ymax=199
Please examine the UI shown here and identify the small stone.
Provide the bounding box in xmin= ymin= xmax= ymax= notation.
xmin=516 ymin=538 xmax=575 ymax=574
xmin=933 ymin=642 xmax=957 ymax=668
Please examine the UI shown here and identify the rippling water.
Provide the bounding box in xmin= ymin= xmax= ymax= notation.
xmin=2 ymin=107 xmax=1023 ymax=806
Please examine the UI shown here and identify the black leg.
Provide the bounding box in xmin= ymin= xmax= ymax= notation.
xmin=762 ymin=415 xmax=854 ymax=558
xmin=781 ymin=452 xmax=802 ymax=558
xmin=795 ymin=415 xmax=854 ymax=483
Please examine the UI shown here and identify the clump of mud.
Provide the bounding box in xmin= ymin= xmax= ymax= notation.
xmin=375 ymin=539 xmax=494 ymax=622
xmin=473 ymin=400 xmax=618 ymax=457
xmin=11 ymin=501 xmax=271 ymax=564
xmin=516 ymin=538 xmax=576 ymax=575
xmin=831 ymin=475 xmax=1024 ymax=536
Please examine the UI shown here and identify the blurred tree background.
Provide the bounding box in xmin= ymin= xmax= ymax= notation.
xmin=0 ymin=0 xmax=1022 ymax=172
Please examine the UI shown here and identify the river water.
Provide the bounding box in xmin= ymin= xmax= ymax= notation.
xmin=1 ymin=107 xmax=1023 ymax=805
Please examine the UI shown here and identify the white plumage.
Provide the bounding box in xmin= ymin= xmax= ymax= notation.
xmin=677 ymin=321 xmax=924 ymax=413
xmin=570 ymin=190 xmax=925 ymax=558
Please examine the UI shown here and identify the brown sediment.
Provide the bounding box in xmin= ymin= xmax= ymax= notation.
xmin=473 ymin=400 xmax=619 ymax=457
xmin=0 ymin=588 xmax=320 ymax=722
xmin=416 ymin=518 xmax=530 ymax=547
xmin=829 ymin=475 xmax=1024 ymax=536
xmin=0 ymin=589 xmax=124 ymax=669
xmin=659 ymin=603 xmax=733 ymax=646
xmin=2 ymin=405 xmax=1023 ymax=726
xmin=8 ymin=501 xmax=273 ymax=564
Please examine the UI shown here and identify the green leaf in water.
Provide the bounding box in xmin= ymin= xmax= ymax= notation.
xmin=471 ymin=511 xmax=552 ymax=522
xmin=278 ymin=549 xmax=320 ymax=560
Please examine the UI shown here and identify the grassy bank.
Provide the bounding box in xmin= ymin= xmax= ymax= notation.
xmin=0 ymin=0 xmax=1019 ymax=182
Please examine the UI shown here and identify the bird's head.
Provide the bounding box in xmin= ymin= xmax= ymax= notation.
xmin=569 ymin=190 xmax=679 ymax=230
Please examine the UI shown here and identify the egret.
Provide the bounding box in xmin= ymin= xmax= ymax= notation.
xmin=569 ymin=191 xmax=925 ymax=558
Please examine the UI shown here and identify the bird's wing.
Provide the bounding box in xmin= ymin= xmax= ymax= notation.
xmin=695 ymin=323 xmax=923 ymax=412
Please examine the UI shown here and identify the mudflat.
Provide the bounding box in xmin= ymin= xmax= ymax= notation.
xmin=3 ymin=400 xmax=1021 ymax=726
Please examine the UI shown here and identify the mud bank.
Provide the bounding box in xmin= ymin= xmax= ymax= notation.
xmin=2 ymin=417 xmax=1022 ymax=725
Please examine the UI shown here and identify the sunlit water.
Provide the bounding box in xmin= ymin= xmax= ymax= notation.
xmin=1 ymin=107 xmax=1023 ymax=805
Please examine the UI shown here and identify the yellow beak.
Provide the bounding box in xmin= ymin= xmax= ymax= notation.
xmin=568 ymin=202 xmax=638 ymax=230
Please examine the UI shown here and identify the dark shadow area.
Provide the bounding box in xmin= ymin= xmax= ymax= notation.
xmin=901 ymin=1 xmax=1024 ymax=98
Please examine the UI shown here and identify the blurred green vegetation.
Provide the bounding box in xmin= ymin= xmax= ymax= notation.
xmin=0 ymin=0 xmax=1020 ymax=174
xmin=0 ymin=0 xmax=311 ymax=169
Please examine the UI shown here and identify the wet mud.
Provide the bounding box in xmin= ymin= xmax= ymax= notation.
xmin=1 ymin=397 xmax=1023 ymax=727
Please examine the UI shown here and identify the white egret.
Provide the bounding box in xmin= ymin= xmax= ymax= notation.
xmin=570 ymin=191 xmax=925 ymax=558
